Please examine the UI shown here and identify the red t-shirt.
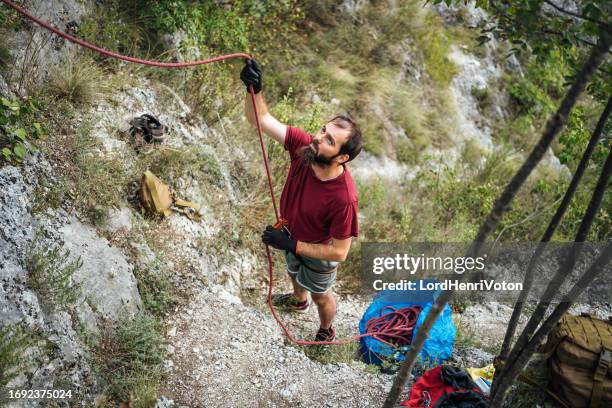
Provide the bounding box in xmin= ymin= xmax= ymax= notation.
xmin=279 ymin=126 xmax=359 ymax=243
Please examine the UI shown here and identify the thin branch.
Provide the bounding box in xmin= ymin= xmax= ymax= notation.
xmin=539 ymin=28 xmax=606 ymax=51
xmin=543 ymin=0 xmax=607 ymax=26
xmin=492 ymin=197 xmax=562 ymax=249
xmin=491 ymin=146 xmax=612 ymax=405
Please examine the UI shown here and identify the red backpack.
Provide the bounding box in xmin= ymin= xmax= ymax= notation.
xmin=402 ymin=365 xmax=488 ymax=408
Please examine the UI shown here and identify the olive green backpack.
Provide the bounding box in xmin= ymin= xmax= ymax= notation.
xmin=139 ymin=170 xmax=201 ymax=221
xmin=540 ymin=313 xmax=612 ymax=408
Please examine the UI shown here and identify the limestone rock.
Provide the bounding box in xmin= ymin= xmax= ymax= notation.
xmin=59 ymin=218 xmax=142 ymax=322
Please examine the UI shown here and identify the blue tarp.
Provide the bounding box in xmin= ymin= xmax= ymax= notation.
xmin=359 ymin=281 xmax=456 ymax=366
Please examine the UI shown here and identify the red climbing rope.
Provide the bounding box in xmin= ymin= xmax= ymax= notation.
xmin=2 ymin=0 xmax=422 ymax=347
xmin=0 ymin=0 xmax=250 ymax=67
xmin=365 ymin=306 xmax=422 ymax=347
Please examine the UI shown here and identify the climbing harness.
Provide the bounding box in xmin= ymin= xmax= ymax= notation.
xmin=1 ymin=0 xmax=423 ymax=347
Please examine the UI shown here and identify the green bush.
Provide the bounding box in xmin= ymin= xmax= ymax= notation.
xmin=0 ymin=97 xmax=45 ymax=164
xmin=418 ymin=13 xmax=458 ymax=86
xmin=79 ymin=1 xmax=146 ymax=65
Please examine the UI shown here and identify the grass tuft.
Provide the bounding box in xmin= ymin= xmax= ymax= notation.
xmin=134 ymin=259 xmax=177 ymax=317
xmin=46 ymin=56 xmax=111 ymax=105
xmin=91 ymin=312 xmax=166 ymax=407
xmin=25 ymin=236 xmax=82 ymax=313
xmin=0 ymin=324 xmax=38 ymax=387
xmin=302 ymin=340 xmax=361 ymax=366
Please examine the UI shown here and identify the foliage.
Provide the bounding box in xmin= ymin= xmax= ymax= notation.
xmin=91 ymin=312 xmax=166 ymax=407
xmin=148 ymin=1 xmax=248 ymax=53
xmin=25 ymin=237 xmax=82 ymax=313
xmin=418 ymin=13 xmax=459 ymax=86
xmin=147 ymin=146 xmax=224 ymax=190
xmin=31 ymin=175 xmax=70 ymax=214
xmin=437 ymin=0 xmax=611 ymax=101
xmin=0 ymin=324 xmax=38 ymax=387
xmin=0 ymin=97 xmax=45 ymax=164
xmin=505 ymin=49 xmax=573 ymax=120
xmin=558 ymin=105 xmax=610 ymax=168
xmin=143 ymin=0 xmax=304 ymax=59
xmin=495 ymin=46 xmax=610 ymax=241
xmin=79 ymin=1 xmax=146 ymax=66
xmin=272 ymin=88 xmax=325 ymax=134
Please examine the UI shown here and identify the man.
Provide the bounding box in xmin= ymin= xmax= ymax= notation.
xmin=240 ymin=59 xmax=362 ymax=342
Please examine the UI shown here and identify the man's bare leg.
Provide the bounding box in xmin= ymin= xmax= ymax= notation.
xmin=311 ymin=292 xmax=336 ymax=329
xmin=289 ymin=274 xmax=309 ymax=302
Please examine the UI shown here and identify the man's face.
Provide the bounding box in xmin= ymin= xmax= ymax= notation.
xmin=300 ymin=121 xmax=351 ymax=167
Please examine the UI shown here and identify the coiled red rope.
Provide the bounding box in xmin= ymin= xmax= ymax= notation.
xmin=2 ymin=0 xmax=422 ymax=346
xmin=365 ymin=306 xmax=422 ymax=347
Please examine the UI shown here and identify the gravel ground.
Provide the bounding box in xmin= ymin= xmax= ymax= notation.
xmin=161 ymin=287 xmax=399 ymax=408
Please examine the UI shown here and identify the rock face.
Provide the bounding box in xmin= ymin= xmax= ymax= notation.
xmin=0 ymin=160 xmax=96 ymax=404
xmin=60 ymin=218 xmax=142 ymax=325
xmin=0 ymin=160 xmax=142 ymax=329
xmin=0 ymin=155 xmax=142 ymax=404
xmin=448 ymin=45 xmax=499 ymax=152
xmin=0 ymin=164 xmax=41 ymax=327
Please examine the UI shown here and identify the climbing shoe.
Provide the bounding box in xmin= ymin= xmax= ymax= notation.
xmin=271 ymin=293 xmax=310 ymax=313
xmin=128 ymin=114 xmax=165 ymax=152
xmin=315 ymin=326 xmax=335 ymax=342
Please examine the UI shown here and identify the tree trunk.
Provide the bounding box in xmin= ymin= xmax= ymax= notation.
xmin=490 ymin=146 xmax=612 ymax=406
xmin=489 ymin=244 xmax=612 ymax=407
xmin=496 ymin=95 xmax=612 ymax=368
xmin=383 ymin=30 xmax=611 ymax=408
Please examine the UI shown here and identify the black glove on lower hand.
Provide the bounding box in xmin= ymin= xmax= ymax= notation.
xmin=262 ymin=225 xmax=297 ymax=253
xmin=240 ymin=58 xmax=263 ymax=94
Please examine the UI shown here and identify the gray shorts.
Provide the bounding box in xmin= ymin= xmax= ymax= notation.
xmin=285 ymin=251 xmax=338 ymax=294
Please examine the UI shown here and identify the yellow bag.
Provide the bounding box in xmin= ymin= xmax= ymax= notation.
xmin=467 ymin=364 xmax=495 ymax=382
xmin=139 ymin=170 xmax=201 ymax=221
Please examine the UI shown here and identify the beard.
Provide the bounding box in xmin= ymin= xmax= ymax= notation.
xmin=300 ymin=144 xmax=335 ymax=166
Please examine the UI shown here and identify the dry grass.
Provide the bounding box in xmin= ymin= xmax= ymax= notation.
xmin=46 ymin=56 xmax=112 ymax=105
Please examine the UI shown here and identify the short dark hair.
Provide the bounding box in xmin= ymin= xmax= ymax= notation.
xmin=330 ymin=115 xmax=362 ymax=163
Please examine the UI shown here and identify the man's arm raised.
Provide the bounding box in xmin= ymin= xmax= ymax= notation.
xmin=245 ymin=91 xmax=287 ymax=145
xmin=241 ymin=58 xmax=287 ymax=144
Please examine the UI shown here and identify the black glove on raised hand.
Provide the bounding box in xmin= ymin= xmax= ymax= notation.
xmin=240 ymin=58 xmax=263 ymax=94
xmin=261 ymin=225 xmax=297 ymax=253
